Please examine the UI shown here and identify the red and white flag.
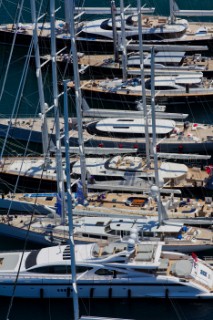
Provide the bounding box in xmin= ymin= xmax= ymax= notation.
xmin=192 ymin=252 xmax=198 ymax=262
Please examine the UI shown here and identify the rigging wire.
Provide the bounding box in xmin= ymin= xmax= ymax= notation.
xmin=0 ymin=1 xmax=18 ymax=21
xmin=0 ymin=40 xmax=34 ymax=159
xmin=0 ymin=0 xmax=25 ymax=102
xmin=168 ymin=298 xmax=188 ymax=320
xmin=0 ymin=0 xmax=49 ymax=158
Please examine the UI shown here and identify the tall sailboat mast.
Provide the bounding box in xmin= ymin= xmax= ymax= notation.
xmin=64 ymin=0 xmax=70 ymax=31
xmin=169 ymin=0 xmax=175 ymax=24
xmin=30 ymin=0 xmax=49 ymax=159
xmin=150 ymin=47 xmax=163 ymax=225
xmin=63 ymin=80 xmax=79 ymax=320
xmin=50 ymin=0 xmax=66 ymax=224
xmin=120 ymin=0 xmax=127 ymax=82
xmin=137 ymin=0 xmax=150 ymax=166
xmin=111 ymin=0 xmax=119 ymax=62
xmin=150 ymin=48 xmax=159 ymax=188
xmin=66 ymin=0 xmax=88 ymax=197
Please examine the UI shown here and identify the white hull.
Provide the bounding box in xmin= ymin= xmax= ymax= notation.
xmin=0 ymin=278 xmax=212 ymax=299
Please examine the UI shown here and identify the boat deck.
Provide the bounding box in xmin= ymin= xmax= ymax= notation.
xmin=0 ymin=157 xmax=58 ymax=181
xmin=0 ymin=117 xmax=66 ymax=135
xmin=0 ymin=192 xmax=57 ymax=209
xmin=41 ymin=51 xmax=213 ymax=77
xmin=0 ymin=154 xmax=209 ymax=187
xmin=1 ymin=191 xmax=213 ymax=221
xmin=180 ymin=226 xmax=213 ymax=244
xmin=42 ymin=53 xmax=121 ymax=70
xmin=69 ymin=76 xmax=213 ymax=98
xmin=1 ymin=115 xmax=213 ymax=148
xmin=75 ymin=192 xmax=213 ymax=219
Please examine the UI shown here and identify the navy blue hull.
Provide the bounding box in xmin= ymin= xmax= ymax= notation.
xmin=0 ymin=29 xmax=213 ymax=54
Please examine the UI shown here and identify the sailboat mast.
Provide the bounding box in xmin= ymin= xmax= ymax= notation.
xmin=66 ymin=0 xmax=88 ymax=198
xmin=50 ymin=0 xmax=66 ymax=224
xmin=30 ymin=0 xmax=49 ymax=158
xmin=111 ymin=1 xmax=119 ymax=62
xmin=63 ymin=80 xmax=79 ymax=320
xmin=64 ymin=0 xmax=70 ymax=31
xmin=151 ymin=48 xmax=159 ymax=187
xmin=170 ymin=0 xmax=175 ymax=24
xmin=137 ymin=0 xmax=150 ymax=166
xmin=150 ymin=47 xmax=163 ymax=225
xmin=120 ymin=0 xmax=127 ymax=82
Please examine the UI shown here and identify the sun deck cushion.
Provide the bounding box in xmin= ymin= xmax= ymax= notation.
xmin=171 ymin=260 xmax=193 ymax=277
xmin=135 ymin=252 xmax=153 ymax=261
xmin=0 ymin=253 xmax=20 ymax=270
xmin=137 ymin=244 xmax=154 ymax=253
xmin=159 ymin=258 xmax=169 ymax=270
xmin=102 ymin=245 xmax=115 ymax=256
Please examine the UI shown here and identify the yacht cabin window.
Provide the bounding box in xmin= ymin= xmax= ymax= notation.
xmin=27 ymin=265 xmax=92 ymax=274
xmin=95 ymin=269 xmax=115 ymax=276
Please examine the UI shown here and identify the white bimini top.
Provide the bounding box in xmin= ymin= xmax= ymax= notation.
xmin=95 ymin=118 xmax=175 ymax=135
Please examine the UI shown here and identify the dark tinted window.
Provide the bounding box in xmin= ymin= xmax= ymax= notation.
xmin=95 ymin=269 xmax=114 ymax=276
xmin=28 ymin=265 xmax=92 ymax=274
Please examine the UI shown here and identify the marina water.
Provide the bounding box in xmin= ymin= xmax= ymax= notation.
xmin=0 ymin=1 xmax=213 ymax=319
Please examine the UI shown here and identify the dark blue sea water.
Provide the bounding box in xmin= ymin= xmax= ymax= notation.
xmin=0 ymin=1 xmax=213 ymax=319
xmin=1 ymin=298 xmax=213 ymax=320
